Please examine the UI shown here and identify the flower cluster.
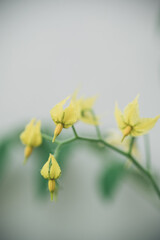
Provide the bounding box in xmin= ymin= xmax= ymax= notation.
xmin=20 ymin=92 xmax=160 ymax=201
xmin=115 ymin=96 xmax=160 ymax=141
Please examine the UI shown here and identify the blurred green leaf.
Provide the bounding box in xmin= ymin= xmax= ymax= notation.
xmin=98 ymin=161 xmax=125 ymax=199
xmin=0 ymin=128 xmax=22 ymax=180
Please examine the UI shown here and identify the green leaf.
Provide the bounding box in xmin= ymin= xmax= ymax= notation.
xmin=98 ymin=161 xmax=125 ymax=199
xmin=0 ymin=128 xmax=23 ymax=180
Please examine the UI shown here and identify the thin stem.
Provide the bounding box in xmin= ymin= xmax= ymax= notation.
xmin=144 ymin=134 xmax=151 ymax=171
xmin=123 ymin=137 xmax=135 ymax=169
xmin=128 ymin=154 xmax=160 ymax=198
xmin=78 ymin=136 xmax=128 ymax=157
xmin=54 ymin=137 xmax=76 ymax=158
xmin=58 ymin=137 xmax=76 ymax=145
xmin=78 ymin=137 xmax=160 ymax=199
xmin=41 ymin=133 xmax=60 ymax=144
xmin=72 ymin=125 xmax=78 ymax=138
xmin=41 ymin=133 xmax=52 ymax=141
xmin=23 ymin=157 xmax=28 ymax=165
xmin=90 ymin=110 xmax=102 ymax=139
xmin=54 ymin=144 xmax=61 ymax=159
xmin=128 ymin=137 xmax=135 ymax=155
xmin=41 ymin=132 xmax=160 ymax=199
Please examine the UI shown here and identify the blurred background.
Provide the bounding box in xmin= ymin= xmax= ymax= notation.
xmin=1 ymin=0 xmax=160 ymax=240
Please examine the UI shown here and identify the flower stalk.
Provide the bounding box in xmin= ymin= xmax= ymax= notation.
xmin=20 ymin=94 xmax=160 ymax=202
xmin=41 ymin=127 xmax=160 ymax=200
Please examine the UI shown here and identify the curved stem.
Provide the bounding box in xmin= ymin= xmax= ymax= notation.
xmin=128 ymin=137 xmax=135 ymax=155
xmin=41 ymin=133 xmax=52 ymax=141
xmin=41 ymin=133 xmax=60 ymax=144
xmin=42 ymin=131 xmax=160 ymax=199
xmin=72 ymin=126 xmax=78 ymax=138
xmin=90 ymin=110 xmax=102 ymax=139
xmin=144 ymin=134 xmax=151 ymax=171
xmin=128 ymin=154 xmax=160 ymax=198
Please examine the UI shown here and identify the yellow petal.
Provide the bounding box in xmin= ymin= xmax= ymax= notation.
xmin=50 ymin=155 xmax=61 ymax=179
xmin=50 ymin=96 xmax=70 ymax=124
xmin=20 ymin=119 xmax=35 ymax=145
xmin=106 ymin=129 xmax=140 ymax=159
xmin=63 ymin=101 xmax=78 ymax=128
xmin=79 ymin=111 xmax=99 ymax=125
xmin=123 ymin=95 xmax=140 ymax=126
xmin=132 ymin=115 xmax=160 ymax=136
xmin=72 ymin=90 xmax=98 ymax=125
xmin=40 ymin=154 xmax=61 ymax=180
xmin=40 ymin=160 xmax=50 ymax=179
xmin=30 ymin=121 xmax=42 ymax=147
xmin=80 ymin=96 xmax=97 ymax=110
xmin=115 ymin=103 xmax=126 ymax=130
xmin=20 ymin=119 xmax=42 ymax=147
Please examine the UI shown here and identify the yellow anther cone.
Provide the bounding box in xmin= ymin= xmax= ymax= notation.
xmin=121 ymin=126 xmax=132 ymax=142
xmin=52 ymin=123 xmax=63 ymax=142
xmin=48 ymin=179 xmax=56 ymax=201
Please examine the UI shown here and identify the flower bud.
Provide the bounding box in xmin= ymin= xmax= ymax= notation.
xmin=52 ymin=123 xmax=63 ymax=142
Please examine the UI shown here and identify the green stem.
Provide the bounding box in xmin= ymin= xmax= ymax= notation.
xmin=42 ymin=131 xmax=160 ymax=199
xmin=72 ymin=126 xmax=78 ymax=138
xmin=50 ymin=192 xmax=53 ymax=201
xmin=144 ymin=134 xmax=151 ymax=171
xmin=54 ymin=137 xmax=76 ymax=158
xmin=90 ymin=110 xmax=102 ymax=139
xmin=128 ymin=154 xmax=160 ymax=198
xmin=23 ymin=157 xmax=28 ymax=165
xmin=78 ymin=137 xmax=160 ymax=199
xmin=128 ymin=137 xmax=135 ymax=155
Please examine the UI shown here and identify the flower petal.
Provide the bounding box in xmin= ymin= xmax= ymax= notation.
xmin=115 ymin=103 xmax=126 ymax=130
xmin=72 ymin=94 xmax=98 ymax=125
xmin=79 ymin=111 xmax=99 ymax=125
xmin=20 ymin=119 xmax=42 ymax=147
xmin=80 ymin=96 xmax=98 ymax=110
xmin=40 ymin=160 xmax=50 ymax=179
xmin=63 ymin=101 xmax=78 ymax=128
xmin=40 ymin=154 xmax=61 ymax=180
xmin=123 ymin=95 xmax=140 ymax=126
xmin=133 ymin=115 xmax=160 ymax=136
xmin=50 ymin=96 xmax=70 ymax=124
xmin=30 ymin=121 xmax=42 ymax=147
xmin=50 ymin=154 xmax=61 ymax=179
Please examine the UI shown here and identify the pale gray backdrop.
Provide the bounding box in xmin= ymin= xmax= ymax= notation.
xmin=1 ymin=1 xmax=160 ymax=240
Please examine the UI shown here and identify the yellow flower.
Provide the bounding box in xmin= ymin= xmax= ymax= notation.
xmin=50 ymin=96 xmax=78 ymax=142
xmin=72 ymin=90 xmax=99 ymax=125
xmin=115 ymin=96 xmax=160 ymax=141
xmin=40 ymin=154 xmax=61 ymax=201
xmin=106 ymin=129 xmax=140 ymax=159
xmin=40 ymin=153 xmax=61 ymax=179
xmin=20 ymin=119 xmax=42 ymax=162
